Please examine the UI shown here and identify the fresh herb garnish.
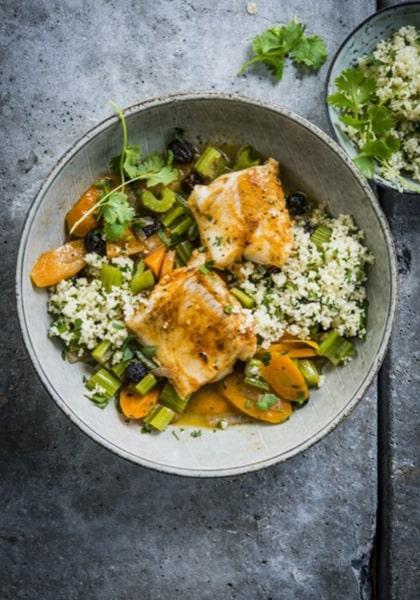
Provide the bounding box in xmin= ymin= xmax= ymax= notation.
xmin=327 ymin=67 xmax=403 ymax=182
xmin=98 ymin=190 xmax=135 ymax=241
xmin=239 ymin=17 xmax=327 ymax=81
xmin=190 ymin=430 xmax=202 ymax=438
xmin=224 ymin=304 xmax=233 ymax=315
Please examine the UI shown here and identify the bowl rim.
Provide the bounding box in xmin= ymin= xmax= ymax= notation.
xmin=325 ymin=0 xmax=420 ymax=195
xmin=16 ymin=92 xmax=398 ymax=477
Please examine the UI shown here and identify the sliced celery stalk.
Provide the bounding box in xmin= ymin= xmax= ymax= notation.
xmin=86 ymin=367 xmax=121 ymax=398
xmin=144 ymin=404 xmax=175 ymax=431
xmin=142 ymin=188 xmax=176 ymax=213
xmin=244 ymin=376 xmax=270 ymax=392
xmin=176 ymin=240 xmax=194 ymax=265
xmin=195 ymin=146 xmax=227 ymax=181
xmin=297 ymin=359 xmax=320 ymax=387
xmin=133 ymin=373 xmax=157 ymax=396
xmin=230 ymin=287 xmax=255 ymax=309
xmin=130 ymin=269 xmax=155 ymax=294
xmin=112 ymin=361 xmax=129 ymax=380
xmin=161 ymin=206 xmax=185 ymax=228
xmin=233 ymin=145 xmax=261 ymax=171
xmin=187 ymin=222 xmax=199 ymax=241
xmin=244 ymin=358 xmax=264 ymax=378
xmin=91 ymin=340 xmax=112 ymax=365
xmin=158 ymin=230 xmax=172 ymax=247
xmin=134 ymin=259 xmax=145 ymax=275
xmin=318 ymin=330 xmax=355 ymax=366
xmin=311 ymin=225 xmax=332 ymax=250
xmin=170 ymin=216 xmax=194 ymax=238
xmin=100 ymin=264 xmax=123 ymax=292
xmin=135 ymin=349 xmax=157 ymax=371
xmin=160 ymin=382 xmax=189 ymax=413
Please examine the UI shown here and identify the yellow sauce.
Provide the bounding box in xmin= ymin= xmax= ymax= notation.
xmin=176 ymin=383 xmax=248 ymax=428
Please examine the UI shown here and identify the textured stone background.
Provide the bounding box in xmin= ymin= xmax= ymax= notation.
xmin=0 ymin=1 xmax=418 ymax=599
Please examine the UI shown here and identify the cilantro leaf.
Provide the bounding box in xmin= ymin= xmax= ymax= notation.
xmin=353 ymin=154 xmax=375 ymax=178
xmin=329 ymin=68 xmax=375 ymax=114
xmin=368 ymin=105 xmax=395 ymax=136
xmin=339 ymin=114 xmax=368 ymax=130
xmin=135 ymin=150 xmax=179 ymax=187
xmin=99 ymin=191 xmax=135 ymax=241
xmin=239 ymin=18 xmax=326 ymax=81
xmin=362 ymin=135 xmax=399 ymax=162
xmin=290 ymin=35 xmax=328 ymax=70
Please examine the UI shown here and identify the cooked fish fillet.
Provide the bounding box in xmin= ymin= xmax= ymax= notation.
xmin=188 ymin=158 xmax=292 ymax=268
xmin=126 ymin=267 xmax=256 ymax=398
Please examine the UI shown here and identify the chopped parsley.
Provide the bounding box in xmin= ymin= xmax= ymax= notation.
xmin=190 ymin=430 xmax=202 ymax=438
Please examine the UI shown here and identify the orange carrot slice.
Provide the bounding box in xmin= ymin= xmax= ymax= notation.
xmin=218 ymin=373 xmax=292 ymax=424
xmin=144 ymin=245 xmax=166 ymax=278
xmin=160 ymin=249 xmax=176 ymax=279
xmin=119 ymin=386 xmax=159 ymax=420
xmin=261 ymin=352 xmax=308 ymax=402
xmin=31 ymin=240 xmax=86 ymax=288
xmin=66 ymin=185 xmax=99 ymax=237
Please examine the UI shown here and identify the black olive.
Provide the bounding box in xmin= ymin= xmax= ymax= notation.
xmin=286 ymin=192 xmax=309 ymax=217
xmin=85 ymin=228 xmax=106 ymax=255
xmin=168 ymin=139 xmax=195 ymax=164
xmin=124 ymin=361 xmax=148 ymax=384
xmin=142 ymin=217 xmax=160 ymax=237
xmin=182 ymin=171 xmax=204 ymax=194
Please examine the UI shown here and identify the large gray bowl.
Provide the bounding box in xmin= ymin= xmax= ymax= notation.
xmin=16 ymin=94 xmax=397 ymax=477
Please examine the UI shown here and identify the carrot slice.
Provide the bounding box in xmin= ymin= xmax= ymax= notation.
xmin=106 ymin=230 xmax=146 ymax=258
xmin=66 ymin=185 xmax=99 ymax=237
xmin=119 ymin=386 xmax=159 ymax=420
xmin=218 ymin=372 xmax=292 ymax=424
xmin=261 ymin=352 xmax=308 ymax=402
xmin=275 ymin=336 xmax=319 ymax=351
xmin=284 ymin=347 xmax=317 ymax=358
xmin=31 ymin=240 xmax=86 ymax=288
xmin=188 ymin=384 xmax=232 ymax=415
xmin=144 ymin=245 xmax=166 ymax=278
xmin=160 ymin=249 xmax=176 ymax=279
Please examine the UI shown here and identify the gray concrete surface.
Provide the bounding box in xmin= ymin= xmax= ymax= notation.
xmin=0 ymin=0 xmax=408 ymax=598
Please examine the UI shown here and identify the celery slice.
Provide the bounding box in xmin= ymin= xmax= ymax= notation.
xmin=297 ymin=359 xmax=320 ymax=387
xmin=161 ymin=206 xmax=185 ymax=227
xmin=91 ymin=340 xmax=113 ymax=365
xmin=187 ymin=222 xmax=199 ymax=241
xmin=175 ymin=240 xmax=194 ymax=265
xmin=230 ymin=287 xmax=255 ymax=308
xmin=141 ymin=188 xmax=176 ymax=213
xmin=100 ymin=264 xmax=123 ymax=292
xmin=244 ymin=376 xmax=270 ymax=392
xmin=133 ymin=373 xmax=157 ymax=396
xmin=130 ymin=269 xmax=155 ymax=294
xmin=244 ymin=358 xmax=264 ymax=378
xmin=195 ymin=146 xmax=227 ymax=181
xmin=144 ymin=404 xmax=175 ymax=431
xmin=86 ymin=367 xmax=121 ymax=398
xmin=160 ymin=382 xmax=189 ymax=413
xmin=170 ymin=216 xmax=194 ymax=238
xmin=112 ymin=361 xmax=129 ymax=380
xmin=311 ymin=225 xmax=332 ymax=250
xmin=141 ymin=345 xmax=157 ymax=359
xmin=233 ymin=145 xmax=261 ymax=171
xmin=318 ymin=331 xmax=355 ymax=365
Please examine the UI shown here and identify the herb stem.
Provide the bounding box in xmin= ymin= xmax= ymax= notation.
xmin=111 ymin=101 xmax=128 ymax=189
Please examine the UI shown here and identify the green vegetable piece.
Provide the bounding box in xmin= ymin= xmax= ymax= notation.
xmin=297 ymin=359 xmax=320 ymax=387
xmin=133 ymin=373 xmax=157 ymax=396
xmin=86 ymin=367 xmax=121 ymax=399
xmin=194 ymin=146 xmax=227 ymax=181
xmin=244 ymin=358 xmax=264 ymax=378
xmin=141 ymin=188 xmax=176 ymax=213
xmin=311 ymin=225 xmax=332 ymax=249
xmin=290 ymin=34 xmax=327 ymax=70
xmin=100 ymin=264 xmax=123 ymax=292
xmin=141 ymin=345 xmax=157 ymax=359
xmin=176 ymin=240 xmax=194 ymax=265
xmin=91 ymin=340 xmax=113 ymax=365
xmin=187 ymin=222 xmax=199 ymax=241
xmin=160 ymin=382 xmax=189 ymax=413
xmin=112 ymin=361 xmax=129 ymax=380
xmin=144 ymin=404 xmax=175 ymax=431
xmin=161 ymin=205 xmax=185 ymax=227
xmin=244 ymin=376 xmax=270 ymax=392
xmin=170 ymin=216 xmax=194 ymax=238
xmin=233 ymin=146 xmax=261 ymax=171
xmin=327 ymin=68 xmax=375 ymax=114
xmin=318 ymin=330 xmax=355 ymax=366
xmin=135 ymin=349 xmax=157 ymax=371
xmin=255 ymin=393 xmax=279 ymax=411
xmin=230 ymin=287 xmax=255 ymax=308
xmin=130 ymin=269 xmax=155 ymax=294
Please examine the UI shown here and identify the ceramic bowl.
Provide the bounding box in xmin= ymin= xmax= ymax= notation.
xmin=16 ymin=94 xmax=397 ymax=477
xmin=326 ymin=2 xmax=420 ymax=194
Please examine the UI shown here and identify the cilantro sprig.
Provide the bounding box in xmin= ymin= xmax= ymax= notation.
xmin=327 ymin=67 xmax=402 ymax=181
xmin=239 ymin=18 xmax=327 ymax=81
xmin=69 ymin=104 xmax=179 ymax=240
